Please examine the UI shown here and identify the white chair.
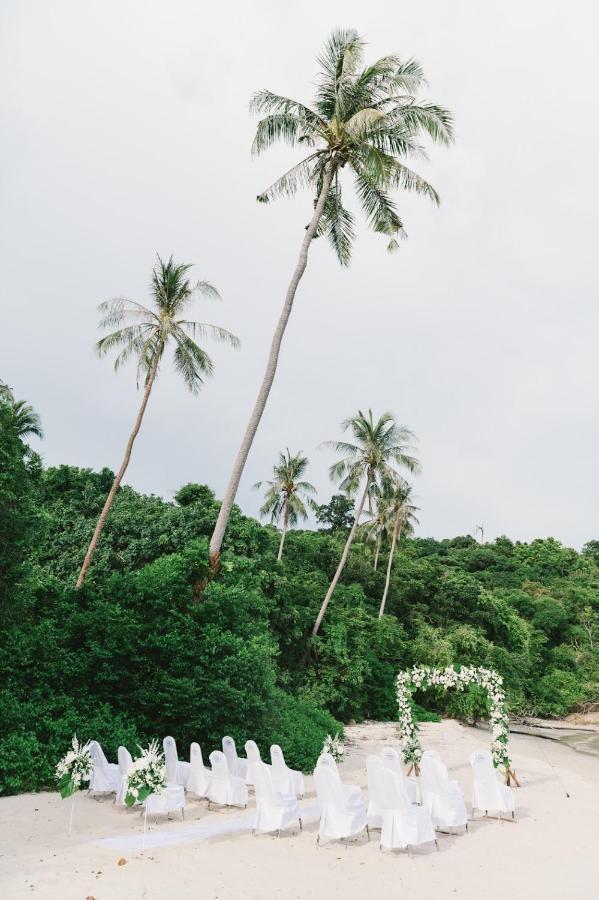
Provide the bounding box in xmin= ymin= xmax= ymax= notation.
xmin=314 ymin=755 xmax=368 ymax=845
xmin=380 ymin=746 xmax=419 ymax=804
xmin=419 ymin=754 xmax=468 ymax=832
xmin=315 ymin=752 xmax=362 ymax=803
xmin=187 ymin=742 xmax=211 ymax=798
xmin=163 ymin=736 xmax=191 ymax=789
xmin=366 ymin=755 xmax=384 ymax=829
xmin=115 ymin=746 xmax=133 ymax=806
xmin=376 ymin=767 xmax=437 ymax=852
xmin=245 ymin=740 xmax=270 ymax=787
xmin=222 ymin=736 xmax=248 ymax=779
xmin=470 ymin=750 xmax=515 ymax=819
xmin=253 ymin=761 xmax=302 ymax=835
xmin=144 ymin=781 xmax=186 ymax=819
xmin=208 ymin=750 xmax=248 ymax=808
xmin=270 ymin=745 xmax=305 ymax=798
xmin=88 ymin=740 xmax=120 ymax=793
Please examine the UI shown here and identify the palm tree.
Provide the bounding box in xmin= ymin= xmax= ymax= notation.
xmin=0 ymin=383 xmax=43 ymax=440
xmin=361 ymin=487 xmax=393 ymax=570
xmin=75 ymin=256 xmax=239 ymax=589
xmin=378 ymin=479 xmax=419 ymax=618
xmin=254 ymin=449 xmax=316 ymax=560
xmin=311 ymin=410 xmax=419 ymax=636
xmin=208 ymin=28 xmax=453 ymax=569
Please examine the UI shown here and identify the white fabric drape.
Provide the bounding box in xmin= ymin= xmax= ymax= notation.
xmin=270 ymin=745 xmax=305 ymax=798
xmin=253 ymin=761 xmax=301 ymax=834
xmin=222 ymin=736 xmax=248 ymax=780
xmin=208 ymin=750 xmax=248 ymax=808
xmin=187 ymin=742 xmax=211 ymax=798
xmin=380 ymin=746 xmax=420 ymax=803
xmin=89 ymin=740 xmax=120 ymax=793
xmin=470 ymin=750 xmax=515 ymax=816
xmin=420 ymin=754 xmax=468 ymax=830
xmin=163 ymin=736 xmax=191 ymax=788
xmin=376 ymin=767 xmax=437 ymax=851
xmin=115 ymin=746 xmax=133 ymax=806
xmin=314 ymin=756 xmax=367 ymax=843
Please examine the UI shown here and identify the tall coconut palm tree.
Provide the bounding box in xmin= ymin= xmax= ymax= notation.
xmin=254 ymin=449 xmax=316 ymax=560
xmin=0 ymin=383 xmax=43 ymax=440
xmin=378 ymin=479 xmax=419 ymax=618
xmin=75 ymin=256 xmax=239 ymax=590
xmin=311 ymin=410 xmax=419 ymax=636
xmin=208 ymin=28 xmax=453 ymax=569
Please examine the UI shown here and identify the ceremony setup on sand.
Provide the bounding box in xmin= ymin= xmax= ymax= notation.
xmin=3 ymin=717 xmax=599 ymax=899
xmin=2 ymin=2 xmax=599 ymax=899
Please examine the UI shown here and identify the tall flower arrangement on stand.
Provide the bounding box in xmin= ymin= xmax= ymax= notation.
xmin=55 ymin=735 xmax=94 ymax=834
xmin=125 ymin=740 xmax=166 ymax=807
xmin=322 ymin=732 xmax=345 ymax=763
xmin=396 ymin=665 xmax=515 ymax=782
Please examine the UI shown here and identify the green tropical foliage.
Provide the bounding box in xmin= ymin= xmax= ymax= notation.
xmin=0 ymin=448 xmax=598 ymax=795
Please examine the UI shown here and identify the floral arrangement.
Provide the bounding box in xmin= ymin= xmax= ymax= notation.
xmin=124 ymin=740 xmax=167 ymax=807
xmin=55 ymin=734 xmax=93 ymax=799
xmin=396 ymin=665 xmax=511 ymax=772
xmin=322 ymin=732 xmax=345 ymax=763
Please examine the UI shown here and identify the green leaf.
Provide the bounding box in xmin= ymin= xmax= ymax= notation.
xmin=59 ymin=773 xmax=75 ymax=799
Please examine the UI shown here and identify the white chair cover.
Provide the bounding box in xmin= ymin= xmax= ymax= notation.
xmin=245 ymin=740 xmax=270 ymax=787
xmin=208 ymin=750 xmax=248 ymax=808
xmin=315 ymin=752 xmax=362 ymax=803
xmin=314 ymin=756 xmax=367 ymax=843
xmin=187 ymin=742 xmax=211 ymax=798
xmin=419 ymin=755 xmax=468 ymax=830
xmin=270 ymin=745 xmax=305 ymax=798
xmin=470 ymin=750 xmax=515 ymax=816
xmin=89 ymin=740 xmax=120 ymax=793
xmin=145 ymin=783 xmax=186 ymax=817
xmin=253 ymin=761 xmax=301 ymax=834
xmin=380 ymin=746 xmax=419 ymax=803
xmin=366 ymin=755 xmax=384 ymax=828
xmin=115 ymin=746 xmax=134 ymax=805
xmin=376 ymin=767 xmax=437 ymax=850
xmin=163 ymin=736 xmax=191 ymax=788
xmin=222 ymin=736 xmax=248 ymax=779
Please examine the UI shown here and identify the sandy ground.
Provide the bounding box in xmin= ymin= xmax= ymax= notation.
xmin=2 ymin=720 xmax=598 ymax=900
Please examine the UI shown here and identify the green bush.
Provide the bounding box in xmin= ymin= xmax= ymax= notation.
xmin=266 ymin=689 xmax=342 ymax=772
xmin=534 ymin=669 xmax=585 ymax=718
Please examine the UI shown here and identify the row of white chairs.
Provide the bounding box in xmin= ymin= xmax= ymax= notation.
xmin=87 ymin=735 xmax=304 ymax=819
xmin=313 ymin=747 xmax=515 ymax=851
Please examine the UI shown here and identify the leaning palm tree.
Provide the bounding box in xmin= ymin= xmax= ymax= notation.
xmin=208 ymin=28 xmax=453 ymax=569
xmin=311 ymin=410 xmax=419 ymax=636
xmin=378 ymin=479 xmax=419 ymax=618
xmin=254 ymin=449 xmax=316 ymax=560
xmin=75 ymin=256 xmax=239 ymax=589
xmin=0 ymin=383 xmax=43 ymax=440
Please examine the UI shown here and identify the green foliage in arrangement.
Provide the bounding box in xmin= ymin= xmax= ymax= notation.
xmin=0 ymin=457 xmax=598 ymax=795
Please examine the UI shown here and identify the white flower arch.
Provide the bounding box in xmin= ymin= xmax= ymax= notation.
xmin=396 ymin=665 xmax=518 ymax=784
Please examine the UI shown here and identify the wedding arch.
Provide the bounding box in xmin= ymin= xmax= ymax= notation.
xmin=396 ymin=665 xmax=519 ymax=785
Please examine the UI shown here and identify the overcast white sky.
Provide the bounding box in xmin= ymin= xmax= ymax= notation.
xmin=1 ymin=0 xmax=598 ymax=547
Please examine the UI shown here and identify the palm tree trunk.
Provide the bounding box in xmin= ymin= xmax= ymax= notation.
xmin=209 ymin=164 xmax=335 ymax=571
xmin=379 ymin=517 xmax=401 ymax=618
xmin=277 ymin=501 xmax=288 ymax=561
xmin=311 ymin=475 xmax=372 ymax=637
xmin=373 ymin=534 xmax=381 ymax=570
xmin=75 ymin=355 xmax=160 ymax=589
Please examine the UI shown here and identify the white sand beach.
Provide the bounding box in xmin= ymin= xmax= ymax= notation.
xmin=2 ymin=720 xmax=598 ymax=900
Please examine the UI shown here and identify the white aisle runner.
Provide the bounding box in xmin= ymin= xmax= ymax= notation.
xmin=95 ymin=803 xmax=320 ymax=852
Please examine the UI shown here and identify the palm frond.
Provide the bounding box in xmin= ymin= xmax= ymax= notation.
xmin=256 ymin=153 xmax=324 ymax=203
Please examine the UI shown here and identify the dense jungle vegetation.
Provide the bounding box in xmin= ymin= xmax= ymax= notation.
xmin=1 ymin=402 xmax=598 ymax=796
